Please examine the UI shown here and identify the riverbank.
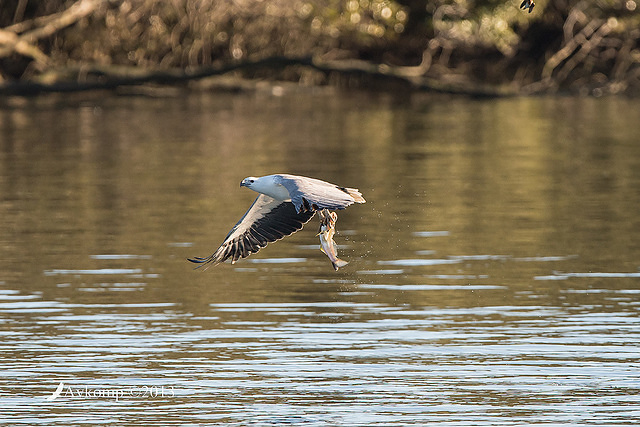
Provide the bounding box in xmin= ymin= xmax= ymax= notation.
xmin=1 ymin=0 xmax=638 ymax=96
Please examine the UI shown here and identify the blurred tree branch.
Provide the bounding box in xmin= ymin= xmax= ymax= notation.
xmin=0 ymin=28 xmax=49 ymax=67
xmin=0 ymin=55 xmax=516 ymax=97
xmin=0 ymin=0 xmax=106 ymax=68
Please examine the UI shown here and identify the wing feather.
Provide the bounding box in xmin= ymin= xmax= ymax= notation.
xmin=188 ymin=194 xmax=315 ymax=268
xmin=275 ymin=174 xmax=366 ymax=213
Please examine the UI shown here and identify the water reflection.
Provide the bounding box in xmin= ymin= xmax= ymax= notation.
xmin=1 ymin=92 xmax=640 ymax=424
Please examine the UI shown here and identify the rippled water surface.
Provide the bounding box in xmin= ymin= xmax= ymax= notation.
xmin=1 ymin=91 xmax=640 ymax=425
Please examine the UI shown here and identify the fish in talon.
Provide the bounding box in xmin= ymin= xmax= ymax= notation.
xmin=317 ymin=209 xmax=349 ymax=271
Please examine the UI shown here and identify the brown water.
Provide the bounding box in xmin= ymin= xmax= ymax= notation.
xmin=1 ymin=90 xmax=640 ymax=425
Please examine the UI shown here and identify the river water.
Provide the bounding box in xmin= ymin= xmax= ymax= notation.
xmin=1 ymin=89 xmax=639 ymax=425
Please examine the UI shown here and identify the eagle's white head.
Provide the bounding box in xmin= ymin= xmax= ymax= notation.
xmin=240 ymin=177 xmax=259 ymax=188
xmin=240 ymin=175 xmax=291 ymax=201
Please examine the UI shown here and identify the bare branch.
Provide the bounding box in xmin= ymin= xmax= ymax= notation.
xmin=542 ymin=19 xmax=603 ymax=81
xmin=0 ymin=28 xmax=49 ymax=66
xmin=0 ymin=0 xmax=106 ymax=65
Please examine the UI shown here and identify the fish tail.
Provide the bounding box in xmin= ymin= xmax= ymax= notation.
xmin=332 ymin=259 xmax=349 ymax=271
